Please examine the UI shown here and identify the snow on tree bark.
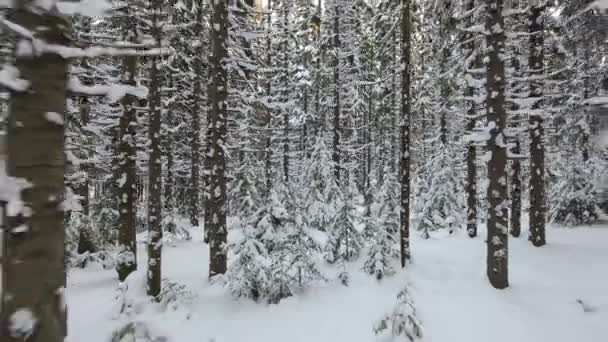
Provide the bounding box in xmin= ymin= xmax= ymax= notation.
xmin=146 ymin=0 xmax=163 ymax=299
xmin=464 ymin=0 xmax=478 ymax=238
xmin=207 ymin=0 xmax=229 ymax=278
xmin=331 ymin=2 xmax=341 ymax=182
xmin=189 ymin=3 xmax=203 ymax=230
xmin=528 ymin=3 xmax=546 ymax=247
xmin=485 ymin=0 xmax=509 ymax=289
xmin=2 ymin=4 xmax=68 ymax=342
xmin=116 ymin=8 xmax=138 ymax=283
xmin=399 ymin=0 xmax=412 ymax=267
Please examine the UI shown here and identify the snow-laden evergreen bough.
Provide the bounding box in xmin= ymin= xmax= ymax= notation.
xmin=374 ymin=286 xmax=423 ymax=342
xmin=324 ymin=179 xmax=364 ymax=266
xmin=414 ymin=146 xmax=464 ymax=238
xmin=550 ymin=157 xmax=602 ymax=226
xmin=302 ymin=136 xmax=341 ymax=233
xmin=363 ymin=171 xmax=400 ymax=280
xmin=226 ymin=183 xmax=325 ymax=303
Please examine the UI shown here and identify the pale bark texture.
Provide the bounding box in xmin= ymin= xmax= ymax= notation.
xmin=485 ymin=0 xmax=509 ymax=289
xmin=207 ymin=0 xmax=229 ymax=277
xmin=528 ymin=4 xmax=546 ymax=247
xmin=399 ymin=0 xmax=412 ymax=267
xmin=2 ymin=5 xmax=68 ymax=342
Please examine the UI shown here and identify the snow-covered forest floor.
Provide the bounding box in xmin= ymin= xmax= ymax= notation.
xmin=67 ymin=223 xmax=608 ymax=342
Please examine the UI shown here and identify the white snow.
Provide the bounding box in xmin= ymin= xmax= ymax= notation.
xmin=45 ymin=112 xmax=64 ymax=125
xmin=67 ymin=225 xmax=608 ymax=342
xmin=0 ymin=65 xmax=29 ymax=92
xmin=9 ymin=308 xmax=37 ymax=339
xmin=57 ymin=0 xmax=112 ymax=17
xmin=409 ymin=226 xmax=608 ymax=342
xmin=588 ymin=0 xmax=608 ymax=11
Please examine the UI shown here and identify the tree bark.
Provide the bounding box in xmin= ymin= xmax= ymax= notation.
xmin=399 ymin=0 xmax=412 ymax=267
xmin=116 ymin=12 xmax=138 ymax=282
xmin=189 ymin=22 xmax=202 ymax=228
xmin=332 ymin=5 xmax=341 ymax=182
xmin=485 ymin=0 xmax=509 ymax=289
xmin=528 ymin=4 xmax=546 ymax=247
xmin=510 ymin=139 xmax=521 ymax=237
xmin=2 ymin=5 xmax=68 ymax=342
xmin=207 ymin=0 xmax=229 ymax=277
xmin=465 ymin=0 xmax=478 ymax=238
xmin=164 ymin=78 xmax=175 ymax=234
xmin=146 ymin=1 xmax=163 ymax=298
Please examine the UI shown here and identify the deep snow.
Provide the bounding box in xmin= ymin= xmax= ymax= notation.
xmin=67 ymin=225 xmax=608 ymax=342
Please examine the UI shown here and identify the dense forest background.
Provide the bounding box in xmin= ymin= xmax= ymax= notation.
xmin=0 ymin=1 xmax=607 ymax=342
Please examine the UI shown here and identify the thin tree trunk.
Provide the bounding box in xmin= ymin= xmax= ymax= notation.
xmin=189 ymin=36 xmax=202 ymax=228
xmin=399 ymin=0 xmax=412 ymax=267
xmin=116 ymin=12 xmax=138 ymax=282
xmin=510 ymin=139 xmax=522 ymax=237
xmin=164 ymin=79 xmax=175 ymax=234
xmin=509 ymin=0 xmax=523 ymax=238
xmin=464 ymin=1 xmax=478 ymax=238
xmin=528 ymin=4 xmax=546 ymax=247
xmin=264 ymin=7 xmax=273 ymax=196
xmin=485 ymin=0 xmax=509 ymax=289
xmin=207 ymin=0 xmax=229 ymax=277
xmin=332 ymin=6 xmax=341 ymax=182
xmin=2 ymin=5 xmax=68 ymax=342
xmin=146 ymin=1 xmax=163 ymax=298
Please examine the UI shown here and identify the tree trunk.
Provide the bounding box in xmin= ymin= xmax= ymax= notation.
xmin=164 ymin=78 xmax=175 ymax=234
xmin=332 ymin=5 xmax=341 ymax=182
xmin=485 ymin=0 xmax=509 ymax=289
xmin=116 ymin=13 xmax=138 ymax=282
xmin=146 ymin=2 xmax=163 ymax=298
xmin=464 ymin=0 xmax=477 ymax=238
xmin=2 ymin=6 xmax=68 ymax=342
xmin=510 ymin=139 xmax=521 ymax=237
xmin=76 ymin=177 xmax=95 ymax=255
xmin=189 ymin=45 xmax=202 ymax=229
xmin=528 ymin=4 xmax=546 ymax=247
xmin=508 ymin=0 xmax=523 ymax=238
xmin=399 ymin=0 xmax=412 ymax=267
xmin=207 ymin=0 xmax=229 ymax=277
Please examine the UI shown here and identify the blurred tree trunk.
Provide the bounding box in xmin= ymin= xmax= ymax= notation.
xmin=2 ymin=4 xmax=68 ymax=342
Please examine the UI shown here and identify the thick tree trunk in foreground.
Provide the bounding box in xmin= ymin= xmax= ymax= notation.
xmin=528 ymin=4 xmax=546 ymax=247
xmin=485 ymin=0 xmax=509 ymax=289
xmin=207 ymin=0 xmax=228 ymax=278
xmin=2 ymin=6 xmax=68 ymax=342
xmin=399 ymin=0 xmax=412 ymax=267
